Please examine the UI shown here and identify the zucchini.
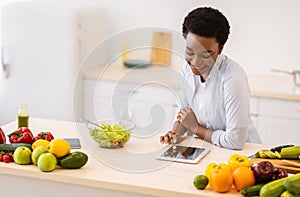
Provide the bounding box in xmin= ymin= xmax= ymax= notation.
xmin=281 ymin=190 xmax=300 ymax=197
xmin=240 ymin=183 xmax=265 ymax=196
xmin=58 ymin=151 xmax=88 ymax=169
xmin=281 ymin=146 xmax=300 ymax=159
xmin=0 ymin=143 xmax=32 ymax=152
xmin=260 ymin=173 xmax=300 ymax=197
xmin=284 ymin=180 xmax=300 ymax=195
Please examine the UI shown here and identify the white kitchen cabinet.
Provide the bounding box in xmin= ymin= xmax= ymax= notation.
xmin=255 ymin=97 xmax=300 ymax=145
xmin=83 ymin=79 xmax=180 ymax=135
xmin=84 ymin=79 xmax=300 ymax=145
xmin=258 ymin=116 xmax=300 ymax=145
xmin=250 ymin=96 xmax=259 ymax=129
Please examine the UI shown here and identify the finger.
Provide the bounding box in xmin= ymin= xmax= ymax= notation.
xmin=164 ymin=135 xmax=170 ymax=143
xmin=177 ymin=111 xmax=183 ymax=117
xmin=176 ymin=115 xmax=181 ymax=121
xmin=167 ymin=131 xmax=173 ymax=139
xmin=181 ymin=107 xmax=189 ymax=113
xmin=160 ymin=136 xmax=164 ymax=143
xmin=171 ymin=133 xmax=178 ymax=143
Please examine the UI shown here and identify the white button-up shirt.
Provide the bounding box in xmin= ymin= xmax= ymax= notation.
xmin=180 ymin=54 xmax=261 ymax=150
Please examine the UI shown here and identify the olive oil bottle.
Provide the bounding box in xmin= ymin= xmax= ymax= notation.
xmin=18 ymin=104 xmax=29 ymax=128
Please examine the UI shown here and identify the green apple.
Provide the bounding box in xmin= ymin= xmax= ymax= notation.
xmin=31 ymin=146 xmax=49 ymax=165
xmin=14 ymin=146 xmax=32 ymax=165
xmin=37 ymin=153 xmax=57 ymax=172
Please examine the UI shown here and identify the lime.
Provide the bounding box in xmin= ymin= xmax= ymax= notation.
xmin=193 ymin=174 xmax=209 ymax=190
xmin=37 ymin=153 xmax=57 ymax=172
xmin=31 ymin=146 xmax=49 ymax=165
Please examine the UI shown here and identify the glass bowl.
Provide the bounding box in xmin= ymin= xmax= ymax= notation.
xmin=87 ymin=119 xmax=135 ymax=148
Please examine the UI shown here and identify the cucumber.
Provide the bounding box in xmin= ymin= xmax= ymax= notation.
xmin=260 ymin=173 xmax=300 ymax=197
xmin=0 ymin=143 xmax=32 ymax=152
xmin=58 ymin=151 xmax=88 ymax=169
xmin=240 ymin=183 xmax=265 ymax=196
xmin=281 ymin=146 xmax=300 ymax=159
xmin=284 ymin=180 xmax=300 ymax=195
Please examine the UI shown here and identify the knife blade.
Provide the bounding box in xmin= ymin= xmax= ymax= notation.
xmin=270 ymin=144 xmax=295 ymax=153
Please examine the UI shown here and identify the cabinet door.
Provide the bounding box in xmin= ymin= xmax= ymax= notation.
xmin=128 ymin=100 xmax=178 ymax=137
xmin=83 ymin=80 xmax=115 ymax=120
xmin=84 ymin=79 xmax=180 ymax=130
xmin=258 ymin=116 xmax=300 ymax=145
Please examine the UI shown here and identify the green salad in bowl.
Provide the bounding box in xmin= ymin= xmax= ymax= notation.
xmin=88 ymin=120 xmax=135 ymax=148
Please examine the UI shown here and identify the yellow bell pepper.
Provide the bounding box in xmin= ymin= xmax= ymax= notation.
xmin=205 ymin=163 xmax=230 ymax=180
xmin=228 ymin=154 xmax=250 ymax=173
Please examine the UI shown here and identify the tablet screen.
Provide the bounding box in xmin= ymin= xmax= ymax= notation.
xmin=156 ymin=145 xmax=209 ymax=163
xmin=63 ymin=138 xmax=81 ymax=149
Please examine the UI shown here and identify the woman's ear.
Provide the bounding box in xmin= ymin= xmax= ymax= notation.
xmin=218 ymin=45 xmax=224 ymax=54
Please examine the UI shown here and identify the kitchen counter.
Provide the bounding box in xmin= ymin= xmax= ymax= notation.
xmin=82 ymin=63 xmax=182 ymax=89
xmin=0 ymin=118 xmax=271 ymax=197
xmin=83 ymin=64 xmax=300 ymax=101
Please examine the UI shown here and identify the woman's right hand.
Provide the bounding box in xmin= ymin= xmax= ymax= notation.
xmin=160 ymin=121 xmax=186 ymax=144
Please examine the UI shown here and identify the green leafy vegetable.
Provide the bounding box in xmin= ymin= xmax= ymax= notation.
xmin=90 ymin=123 xmax=130 ymax=148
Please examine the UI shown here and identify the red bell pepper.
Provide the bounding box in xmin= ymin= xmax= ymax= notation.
xmin=33 ymin=131 xmax=54 ymax=142
xmin=8 ymin=127 xmax=34 ymax=145
xmin=0 ymin=128 xmax=6 ymax=144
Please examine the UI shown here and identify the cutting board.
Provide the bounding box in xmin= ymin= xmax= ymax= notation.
xmin=250 ymin=158 xmax=300 ymax=174
xmin=150 ymin=32 xmax=172 ymax=66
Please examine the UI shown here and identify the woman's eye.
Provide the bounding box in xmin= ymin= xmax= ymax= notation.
xmin=186 ymin=51 xmax=194 ymax=56
xmin=201 ymin=54 xmax=211 ymax=59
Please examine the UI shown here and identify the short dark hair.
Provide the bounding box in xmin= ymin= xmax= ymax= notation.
xmin=182 ymin=7 xmax=230 ymax=46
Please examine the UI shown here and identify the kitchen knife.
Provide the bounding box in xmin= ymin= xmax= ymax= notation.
xmin=248 ymin=144 xmax=295 ymax=158
xmin=270 ymin=144 xmax=295 ymax=153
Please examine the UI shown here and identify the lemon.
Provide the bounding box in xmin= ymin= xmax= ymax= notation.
xmin=193 ymin=174 xmax=209 ymax=190
xmin=48 ymin=139 xmax=71 ymax=158
xmin=32 ymin=139 xmax=50 ymax=150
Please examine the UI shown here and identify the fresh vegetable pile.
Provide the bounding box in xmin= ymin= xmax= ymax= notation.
xmin=90 ymin=123 xmax=131 ymax=148
xmin=254 ymin=145 xmax=300 ymax=159
xmin=192 ymin=153 xmax=300 ymax=196
xmin=0 ymin=127 xmax=88 ymax=172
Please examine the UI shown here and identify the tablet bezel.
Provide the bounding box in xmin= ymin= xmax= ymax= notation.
xmin=63 ymin=138 xmax=81 ymax=149
xmin=156 ymin=144 xmax=210 ymax=164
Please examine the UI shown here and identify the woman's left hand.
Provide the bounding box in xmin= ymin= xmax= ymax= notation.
xmin=177 ymin=107 xmax=198 ymax=134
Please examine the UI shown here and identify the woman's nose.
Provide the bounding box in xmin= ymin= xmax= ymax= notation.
xmin=189 ymin=56 xmax=202 ymax=67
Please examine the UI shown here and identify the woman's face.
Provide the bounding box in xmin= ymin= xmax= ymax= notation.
xmin=185 ymin=32 xmax=223 ymax=79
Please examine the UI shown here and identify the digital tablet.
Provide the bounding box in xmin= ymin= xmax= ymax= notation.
xmin=156 ymin=145 xmax=210 ymax=164
xmin=63 ymin=138 xmax=81 ymax=149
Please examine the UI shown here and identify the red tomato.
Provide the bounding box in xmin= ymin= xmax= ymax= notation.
xmin=3 ymin=155 xmax=10 ymax=163
xmin=0 ymin=155 xmax=3 ymax=162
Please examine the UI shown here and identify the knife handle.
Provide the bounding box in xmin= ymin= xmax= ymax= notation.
xmin=270 ymin=144 xmax=295 ymax=153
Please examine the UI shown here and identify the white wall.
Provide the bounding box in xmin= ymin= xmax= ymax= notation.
xmin=1 ymin=0 xmax=300 ymax=74
xmin=78 ymin=0 xmax=300 ymax=75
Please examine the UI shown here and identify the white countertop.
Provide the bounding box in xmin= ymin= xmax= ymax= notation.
xmin=83 ymin=64 xmax=300 ymax=101
xmin=0 ymin=117 xmax=270 ymax=197
xmin=82 ymin=64 xmax=182 ymax=89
